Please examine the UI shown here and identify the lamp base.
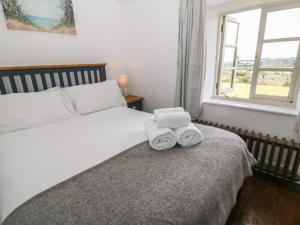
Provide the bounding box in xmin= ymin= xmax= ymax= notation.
xmin=121 ymin=87 xmax=128 ymax=97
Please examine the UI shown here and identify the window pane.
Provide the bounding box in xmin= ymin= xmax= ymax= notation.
xmin=256 ymin=71 xmax=292 ymax=97
xmin=225 ymin=21 xmax=238 ymax=45
xmin=219 ymin=9 xmax=261 ymax=98
xmin=220 ymin=69 xmax=233 ymax=92
xmin=224 ymin=47 xmax=236 ymax=67
xmin=260 ymin=41 xmax=299 ymax=68
xmin=225 ymin=69 xmax=252 ymax=98
xmin=265 ymin=7 xmax=300 ymax=39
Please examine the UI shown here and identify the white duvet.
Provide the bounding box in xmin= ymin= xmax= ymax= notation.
xmin=0 ymin=106 xmax=152 ymax=223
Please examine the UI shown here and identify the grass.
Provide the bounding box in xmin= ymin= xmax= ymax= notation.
xmin=222 ymin=82 xmax=289 ymax=98
xmin=6 ymin=19 xmax=45 ymax=32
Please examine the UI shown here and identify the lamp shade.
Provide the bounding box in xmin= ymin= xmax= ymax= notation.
xmin=117 ymin=75 xmax=128 ymax=87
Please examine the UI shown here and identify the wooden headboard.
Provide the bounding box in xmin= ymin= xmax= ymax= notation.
xmin=0 ymin=63 xmax=107 ymax=95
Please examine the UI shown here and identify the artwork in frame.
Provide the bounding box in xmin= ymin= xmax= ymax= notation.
xmin=1 ymin=0 xmax=76 ymax=35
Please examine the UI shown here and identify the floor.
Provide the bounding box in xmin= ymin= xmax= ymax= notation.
xmin=226 ymin=175 xmax=300 ymax=225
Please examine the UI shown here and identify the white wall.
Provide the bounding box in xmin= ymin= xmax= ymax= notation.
xmin=121 ymin=0 xmax=179 ymax=112
xmin=0 ymin=0 xmax=124 ymax=80
xmin=201 ymin=103 xmax=298 ymax=139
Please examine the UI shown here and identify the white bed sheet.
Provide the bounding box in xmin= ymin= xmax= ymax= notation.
xmin=0 ymin=106 xmax=152 ymax=223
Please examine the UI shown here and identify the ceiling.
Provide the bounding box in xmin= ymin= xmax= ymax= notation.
xmin=207 ymin=0 xmax=232 ymax=6
xmin=115 ymin=0 xmax=287 ymax=8
xmin=115 ymin=0 xmax=233 ymax=6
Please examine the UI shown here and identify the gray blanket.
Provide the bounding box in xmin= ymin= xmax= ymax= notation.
xmin=3 ymin=125 xmax=256 ymax=225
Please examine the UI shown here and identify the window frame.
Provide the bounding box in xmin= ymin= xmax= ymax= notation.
xmin=214 ymin=2 xmax=300 ymax=107
xmin=217 ymin=16 xmax=240 ymax=95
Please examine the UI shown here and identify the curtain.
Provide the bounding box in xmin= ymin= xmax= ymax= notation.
xmin=175 ymin=0 xmax=207 ymax=119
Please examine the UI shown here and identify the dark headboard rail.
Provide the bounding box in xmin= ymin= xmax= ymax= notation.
xmin=0 ymin=63 xmax=107 ymax=95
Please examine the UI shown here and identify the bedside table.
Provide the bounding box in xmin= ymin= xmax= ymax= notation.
xmin=125 ymin=95 xmax=144 ymax=111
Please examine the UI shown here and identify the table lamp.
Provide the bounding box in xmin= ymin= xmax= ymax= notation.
xmin=117 ymin=75 xmax=128 ymax=96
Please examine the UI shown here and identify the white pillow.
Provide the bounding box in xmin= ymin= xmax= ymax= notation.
xmin=45 ymin=87 xmax=78 ymax=115
xmin=0 ymin=89 xmax=79 ymax=135
xmin=62 ymin=80 xmax=127 ymax=115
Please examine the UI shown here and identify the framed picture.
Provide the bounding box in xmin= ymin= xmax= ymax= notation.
xmin=1 ymin=0 xmax=76 ymax=35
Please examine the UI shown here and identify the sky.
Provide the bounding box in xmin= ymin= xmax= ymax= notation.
xmin=18 ymin=0 xmax=63 ymax=20
xmin=227 ymin=7 xmax=300 ymax=61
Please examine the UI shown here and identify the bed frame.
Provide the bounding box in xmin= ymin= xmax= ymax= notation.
xmin=0 ymin=64 xmax=107 ymax=95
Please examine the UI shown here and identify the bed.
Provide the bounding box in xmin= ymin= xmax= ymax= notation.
xmin=0 ymin=64 xmax=256 ymax=225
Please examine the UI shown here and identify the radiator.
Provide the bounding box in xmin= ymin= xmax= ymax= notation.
xmin=196 ymin=120 xmax=300 ymax=186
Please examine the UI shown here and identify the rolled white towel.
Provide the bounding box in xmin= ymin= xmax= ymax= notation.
xmin=156 ymin=112 xmax=191 ymax=129
xmin=144 ymin=118 xmax=177 ymax=151
xmin=175 ymin=123 xmax=204 ymax=147
xmin=154 ymin=107 xmax=184 ymax=115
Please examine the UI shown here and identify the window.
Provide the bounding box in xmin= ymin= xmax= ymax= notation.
xmin=216 ymin=3 xmax=300 ymax=104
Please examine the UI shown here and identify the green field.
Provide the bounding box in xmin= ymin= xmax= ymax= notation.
xmin=222 ymin=82 xmax=289 ymax=98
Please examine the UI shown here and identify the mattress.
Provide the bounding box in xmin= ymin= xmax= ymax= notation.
xmin=0 ymin=106 xmax=153 ymax=223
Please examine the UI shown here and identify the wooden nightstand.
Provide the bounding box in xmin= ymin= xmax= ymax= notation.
xmin=125 ymin=95 xmax=144 ymax=111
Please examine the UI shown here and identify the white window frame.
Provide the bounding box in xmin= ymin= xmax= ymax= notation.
xmin=217 ymin=16 xmax=240 ymax=95
xmin=214 ymin=2 xmax=300 ymax=107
